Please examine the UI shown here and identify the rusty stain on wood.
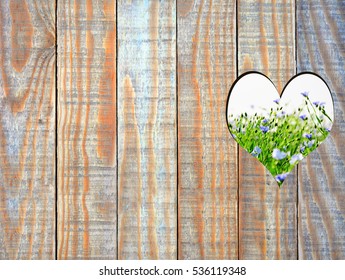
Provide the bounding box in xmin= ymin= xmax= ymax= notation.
xmin=10 ymin=0 xmax=34 ymax=72
xmin=97 ymin=1 xmax=116 ymax=165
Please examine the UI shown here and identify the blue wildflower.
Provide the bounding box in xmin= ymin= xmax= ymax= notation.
xmin=275 ymin=173 xmax=289 ymax=184
xmin=300 ymin=146 xmax=306 ymax=153
xmin=304 ymin=133 xmax=312 ymax=139
xmin=299 ymin=114 xmax=307 ymax=120
xmin=313 ymin=101 xmax=320 ymax=106
xmin=301 ymin=91 xmax=309 ymax=97
xmin=262 ymin=118 xmax=269 ymax=124
xmin=273 ymin=98 xmax=280 ymax=104
xmin=277 ymin=111 xmax=286 ymax=118
xmin=325 ymin=127 xmax=331 ymax=132
xmin=289 ymin=154 xmax=303 ymax=165
xmin=260 ymin=126 xmax=269 ymax=133
xmin=307 ymin=140 xmax=315 ymax=148
xmin=251 ymin=146 xmax=262 ymax=157
xmin=272 ymin=148 xmax=287 ymax=160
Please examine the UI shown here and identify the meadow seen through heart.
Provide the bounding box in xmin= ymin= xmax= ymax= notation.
xmin=226 ymin=72 xmax=334 ymax=187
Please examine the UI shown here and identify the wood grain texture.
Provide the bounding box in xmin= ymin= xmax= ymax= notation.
xmin=117 ymin=0 xmax=177 ymax=259
xmin=0 ymin=0 xmax=55 ymax=259
xmin=238 ymin=0 xmax=297 ymax=259
xmin=178 ymin=0 xmax=238 ymax=259
xmin=2 ymin=0 xmax=344 ymax=261
xmin=57 ymin=0 xmax=116 ymax=259
xmin=297 ymin=0 xmax=345 ymax=259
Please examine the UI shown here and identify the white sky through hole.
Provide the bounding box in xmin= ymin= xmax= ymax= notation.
xmin=227 ymin=73 xmax=334 ymax=130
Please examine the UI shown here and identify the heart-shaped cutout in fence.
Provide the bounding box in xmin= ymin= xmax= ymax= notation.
xmin=226 ymin=72 xmax=334 ymax=187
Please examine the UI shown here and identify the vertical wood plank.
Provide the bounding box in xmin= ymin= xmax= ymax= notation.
xmin=178 ymin=0 xmax=238 ymax=259
xmin=238 ymin=0 xmax=297 ymax=259
xmin=297 ymin=0 xmax=345 ymax=259
xmin=57 ymin=0 xmax=117 ymax=259
xmin=117 ymin=0 xmax=177 ymax=259
xmin=0 ymin=0 xmax=55 ymax=259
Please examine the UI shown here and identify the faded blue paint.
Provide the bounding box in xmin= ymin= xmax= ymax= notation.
xmin=7 ymin=198 xmax=19 ymax=215
xmin=298 ymin=0 xmax=345 ymax=259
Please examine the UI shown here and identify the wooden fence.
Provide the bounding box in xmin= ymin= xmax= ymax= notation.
xmin=0 ymin=0 xmax=344 ymax=259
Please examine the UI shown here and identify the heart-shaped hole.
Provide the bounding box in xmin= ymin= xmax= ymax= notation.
xmin=226 ymin=72 xmax=334 ymax=187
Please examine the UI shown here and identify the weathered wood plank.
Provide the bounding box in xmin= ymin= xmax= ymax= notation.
xmin=57 ymin=0 xmax=117 ymax=259
xmin=117 ymin=0 xmax=177 ymax=259
xmin=0 ymin=0 xmax=55 ymax=259
xmin=297 ymin=0 xmax=345 ymax=259
xmin=238 ymin=0 xmax=297 ymax=259
xmin=178 ymin=0 xmax=238 ymax=259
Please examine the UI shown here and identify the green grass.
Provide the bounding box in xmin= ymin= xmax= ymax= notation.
xmin=228 ymin=93 xmax=331 ymax=186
